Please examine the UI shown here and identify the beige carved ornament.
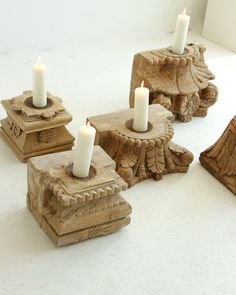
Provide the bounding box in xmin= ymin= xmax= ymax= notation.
xmin=200 ymin=116 xmax=236 ymax=195
xmin=27 ymin=146 xmax=132 ymax=246
xmin=0 ymin=91 xmax=74 ymax=162
xmin=130 ymin=44 xmax=218 ymax=122
xmin=88 ymin=104 xmax=193 ymax=187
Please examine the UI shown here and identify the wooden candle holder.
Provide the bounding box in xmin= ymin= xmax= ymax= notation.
xmin=200 ymin=116 xmax=236 ymax=195
xmin=0 ymin=90 xmax=75 ymax=162
xmin=88 ymin=104 xmax=194 ymax=187
xmin=27 ymin=146 xmax=131 ymax=246
xmin=129 ymin=43 xmax=218 ymax=122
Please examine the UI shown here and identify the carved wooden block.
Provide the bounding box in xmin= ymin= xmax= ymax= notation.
xmin=27 ymin=146 xmax=131 ymax=246
xmin=88 ymin=104 xmax=193 ymax=187
xmin=129 ymin=43 xmax=218 ymax=122
xmin=200 ymin=116 xmax=236 ymax=195
xmin=0 ymin=90 xmax=75 ymax=162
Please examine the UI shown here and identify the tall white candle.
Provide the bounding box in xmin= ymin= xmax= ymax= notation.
xmin=172 ymin=9 xmax=190 ymax=55
xmin=32 ymin=57 xmax=47 ymax=108
xmin=72 ymin=122 xmax=96 ymax=178
xmin=132 ymin=81 xmax=149 ymax=132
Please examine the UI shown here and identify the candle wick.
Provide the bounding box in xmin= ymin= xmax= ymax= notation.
xmin=141 ymin=80 xmax=144 ymax=88
xmin=183 ymin=8 xmax=186 ymax=15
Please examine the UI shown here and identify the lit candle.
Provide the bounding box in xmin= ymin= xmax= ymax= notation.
xmin=172 ymin=9 xmax=190 ymax=55
xmin=72 ymin=122 xmax=96 ymax=178
xmin=32 ymin=56 xmax=47 ymax=108
xmin=132 ymin=81 xmax=149 ymax=132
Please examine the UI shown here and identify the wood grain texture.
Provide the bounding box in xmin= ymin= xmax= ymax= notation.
xmin=200 ymin=116 xmax=236 ymax=195
xmin=129 ymin=43 xmax=218 ymax=122
xmin=0 ymin=91 xmax=74 ymax=162
xmin=88 ymin=105 xmax=193 ymax=187
xmin=27 ymin=146 xmax=132 ymax=246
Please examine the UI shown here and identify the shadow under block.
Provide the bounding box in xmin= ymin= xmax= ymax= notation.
xmin=0 ymin=90 xmax=75 ymax=162
xmin=129 ymin=43 xmax=218 ymax=122
xmin=200 ymin=116 xmax=236 ymax=195
xmin=88 ymin=104 xmax=194 ymax=187
xmin=27 ymin=146 xmax=131 ymax=246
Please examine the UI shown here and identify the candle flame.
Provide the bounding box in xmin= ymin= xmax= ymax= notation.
xmin=141 ymin=80 xmax=144 ymax=88
xmin=37 ymin=56 xmax=41 ymax=64
xmin=183 ymin=8 xmax=186 ymax=15
xmin=86 ymin=121 xmax=91 ymax=128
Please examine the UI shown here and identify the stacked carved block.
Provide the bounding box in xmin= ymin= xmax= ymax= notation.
xmin=27 ymin=146 xmax=132 ymax=246
xmin=0 ymin=91 xmax=74 ymax=162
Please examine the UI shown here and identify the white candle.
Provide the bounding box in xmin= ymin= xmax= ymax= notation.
xmin=32 ymin=56 xmax=47 ymax=108
xmin=132 ymin=81 xmax=149 ymax=132
xmin=172 ymin=9 xmax=190 ymax=55
xmin=72 ymin=122 xmax=96 ymax=178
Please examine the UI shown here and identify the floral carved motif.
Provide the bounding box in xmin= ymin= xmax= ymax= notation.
xmin=8 ymin=120 xmax=23 ymax=139
xmin=102 ymin=122 xmax=193 ymax=187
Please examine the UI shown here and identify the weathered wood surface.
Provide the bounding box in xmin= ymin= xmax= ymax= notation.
xmin=129 ymin=44 xmax=218 ymax=122
xmin=27 ymin=146 xmax=132 ymax=246
xmin=200 ymin=116 xmax=236 ymax=195
xmin=0 ymin=90 xmax=74 ymax=162
xmin=88 ymin=105 xmax=193 ymax=187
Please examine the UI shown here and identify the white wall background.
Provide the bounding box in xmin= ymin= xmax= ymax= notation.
xmin=0 ymin=0 xmax=207 ymax=52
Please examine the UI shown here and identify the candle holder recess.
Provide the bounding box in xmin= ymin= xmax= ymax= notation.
xmin=129 ymin=43 xmax=218 ymax=122
xmin=27 ymin=146 xmax=131 ymax=247
xmin=200 ymin=116 xmax=236 ymax=195
xmin=0 ymin=90 xmax=75 ymax=162
xmin=88 ymin=104 xmax=194 ymax=187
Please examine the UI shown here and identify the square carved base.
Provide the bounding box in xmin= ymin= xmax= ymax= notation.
xmin=0 ymin=91 xmax=75 ymax=162
xmin=27 ymin=146 xmax=131 ymax=246
xmin=88 ymin=104 xmax=193 ymax=187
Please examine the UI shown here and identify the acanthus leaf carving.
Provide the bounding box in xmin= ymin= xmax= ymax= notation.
xmin=146 ymin=143 xmax=165 ymax=174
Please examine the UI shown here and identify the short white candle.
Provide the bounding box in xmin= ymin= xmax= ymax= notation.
xmin=172 ymin=9 xmax=190 ymax=55
xmin=132 ymin=81 xmax=149 ymax=132
xmin=72 ymin=122 xmax=96 ymax=178
xmin=32 ymin=57 xmax=47 ymax=108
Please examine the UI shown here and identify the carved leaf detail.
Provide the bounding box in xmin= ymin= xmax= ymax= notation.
xmin=165 ymin=152 xmax=176 ymax=171
xmin=206 ymin=118 xmax=236 ymax=175
xmin=11 ymin=102 xmax=22 ymax=112
xmin=168 ymin=142 xmax=193 ymax=166
xmin=105 ymin=133 xmax=120 ymax=158
xmin=120 ymin=145 xmax=138 ymax=168
xmin=41 ymin=110 xmax=56 ymax=119
xmin=137 ymin=165 xmax=146 ymax=178
xmin=200 ymin=83 xmax=218 ymax=108
xmin=146 ymin=145 xmax=165 ymax=174
xmin=8 ymin=121 xmax=23 ymax=139
xmin=178 ymin=93 xmax=200 ymax=116
xmin=152 ymin=93 xmax=172 ymax=109
xmin=168 ymin=141 xmax=186 ymax=155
